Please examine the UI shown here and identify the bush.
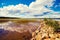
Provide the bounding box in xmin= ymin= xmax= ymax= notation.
xmin=44 ymin=18 xmax=60 ymax=32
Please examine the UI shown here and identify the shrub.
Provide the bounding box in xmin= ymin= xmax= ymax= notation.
xmin=44 ymin=18 xmax=60 ymax=32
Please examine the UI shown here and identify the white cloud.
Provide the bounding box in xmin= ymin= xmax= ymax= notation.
xmin=54 ymin=3 xmax=60 ymax=8
xmin=0 ymin=0 xmax=59 ymax=18
xmin=55 ymin=5 xmax=58 ymax=8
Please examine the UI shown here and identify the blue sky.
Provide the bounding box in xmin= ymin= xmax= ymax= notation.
xmin=0 ymin=0 xmax=35 ymax=7
xmin=51 ymin=0 xmax=60 ymax=11
xmin=0 ymin=0 xmax=60 ymax=11
xmin=0 ymin=0 xmax=60 ymax=18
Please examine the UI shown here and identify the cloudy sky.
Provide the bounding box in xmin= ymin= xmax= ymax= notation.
xmin=0 ymin=0 xmax=60 ymax=18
